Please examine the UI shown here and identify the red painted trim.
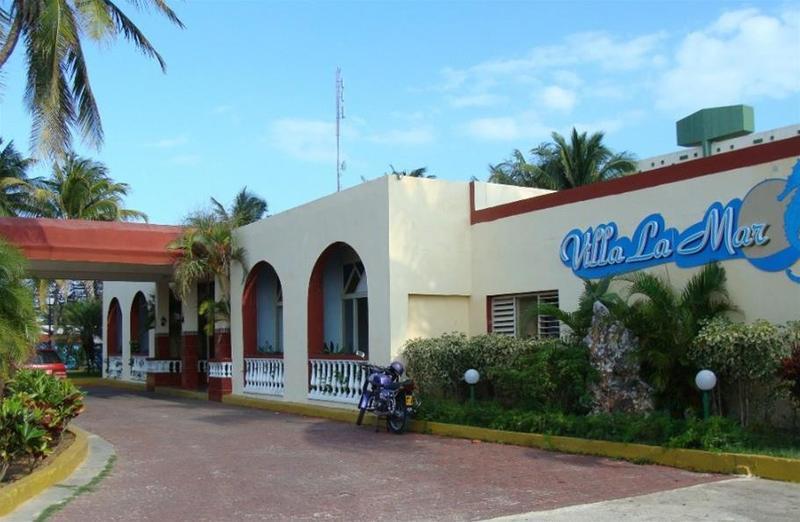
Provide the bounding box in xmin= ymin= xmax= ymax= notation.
xmin=485 ymin=296 xmax=492 ymax=334
xmin=0 ymin=217 xmax=182 ymax=265
xmin=468 ymin=181 xmax=476 ymax=224
xmin=471 ymin=136 xmax=800 ymax=224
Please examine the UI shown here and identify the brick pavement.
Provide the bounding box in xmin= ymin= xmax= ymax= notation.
xmin=52 ymin=388 xmax=723 ymax=521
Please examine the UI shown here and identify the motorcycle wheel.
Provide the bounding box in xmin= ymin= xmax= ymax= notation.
xmin=356 ymin=407 xmax=366 ymax=426
xmin=386 ymin=393 xmax=408 ymax=434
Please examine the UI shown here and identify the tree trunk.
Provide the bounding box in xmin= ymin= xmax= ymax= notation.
xmin=0 ymin=2 xmax=22 ymax=69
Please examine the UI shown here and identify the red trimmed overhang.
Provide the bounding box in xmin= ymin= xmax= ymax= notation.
xmin=470 ymin=135 xmax=800 ymax=224
xmin=0 ymin=217 xmax=183 ymax=266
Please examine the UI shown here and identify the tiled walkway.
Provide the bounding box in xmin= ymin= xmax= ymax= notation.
xmin=52 ymin=388 xmax=723 ymax=521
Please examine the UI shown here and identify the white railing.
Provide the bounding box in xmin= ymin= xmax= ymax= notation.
xmin=106 ymin=356 xmax=123 ymax=379
xmin=308 ymin=359 xmax=366 ymax=404
xmin=198 ymin=359 xmax=208 ymax=374
xmin=130 ymin=356 xmax=148 ymax=381
xmin=147 ymin=359 xmax=182 ymax=374
xmin=208 ymin=361 xmax=232 ymax=379
xmin=244 ymin=358 xmax=284 ymax=396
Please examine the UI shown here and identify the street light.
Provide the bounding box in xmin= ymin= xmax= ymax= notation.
xmin=464 ymin=369 xmax=480 ymax=403
xmin=46 ymin=294 xmax=56 ymax=350
xmin=695 ymin=369 xmax=717 ymax=420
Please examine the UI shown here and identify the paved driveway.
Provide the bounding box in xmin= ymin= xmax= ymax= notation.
xmin=52 ymin=388 xmax=722 ymax=521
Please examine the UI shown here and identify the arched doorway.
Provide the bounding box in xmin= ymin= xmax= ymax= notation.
xmin=308 ymin=242 xmax=368 ymax=357
xmin=243 ymin=262 xmax=283 ymax=356
xmin=242 ymin=262 xmax=285 ymax=395
xmin=130 ymin=291 xmax=150 ymax=355
xmin=106 ymin=298 xmax=122 ymax=356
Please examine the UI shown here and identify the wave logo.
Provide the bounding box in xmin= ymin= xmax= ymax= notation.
xmin=742 ymin=159 xmax=800 ymax=283
xmin=559 ymin=159 xmax=800 ymax=283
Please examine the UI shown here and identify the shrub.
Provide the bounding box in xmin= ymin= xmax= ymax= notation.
xmin=692 ymin=318 xmax=789 ymax=427
xmin=416 ymin=397 xmax=750 ymax=452
xmin=402 ymin=333 xmax=526 ymax=399
xmin=0 ymin=393 xmax=51 ymax=480
xmin=779 ymin=321 xmax=800 ymax=408
xmin=5 ymin=370 xmax=85 ymax=444
xmin=487 ymin=340 xmax=595 ymax=413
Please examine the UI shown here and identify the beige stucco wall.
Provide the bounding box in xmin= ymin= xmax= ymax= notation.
xmin=469 ymin=157 xmax=800 ymax=334
xmin=102 ymin=281 xmax=156 ymax=379
xmin=472 ymin=182 xmax=553 ymax=210
xmin=230 ymin=176 xmax=392 ymax=402
xmin=406 ymin=295 xmax=470 ymax=340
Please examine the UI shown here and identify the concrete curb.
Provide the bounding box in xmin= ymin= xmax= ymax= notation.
xmin=74 ymin=378 xmax=800 ymax=483
xmin=0 ymin=427 xmax=88 ymax=517
xmin=2 ymin=428 xmax=115 ymax=521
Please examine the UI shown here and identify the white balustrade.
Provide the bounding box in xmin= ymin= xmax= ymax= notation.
xmin=130 ymin=356 xmax=148 ymax=381
xmin=244 ymin=358 xmax=284 ymax=396
xmin=308 ymin=359 xmax=366 ymax=404
xmin=197 ymin=360 xmax=208 ymax=374
xmin=107 ymin=356 xmax=123 ymax=379
xmin=208 ymin=361 xmax=232 ymax=379
xmin=146 ymin=359 xmax=182 ymax=374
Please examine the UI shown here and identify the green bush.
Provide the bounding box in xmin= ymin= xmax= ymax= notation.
xmin=488 ymin=341 xmax=595 ymax=413
xmin=5 ymin=370 xmax=85 ymax=444
xmin=403 ymin=333 xmax=524 ymax=399
xmin=0 ymin=393 xmax=51 ymax=480
xmin=416 ymin=397 xmax=758 ymax=452
xmin=403 ymin=333 xmax=595 ymax=413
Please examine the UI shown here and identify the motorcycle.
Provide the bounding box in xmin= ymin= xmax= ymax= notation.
xmin=354 ymin=352 xmax=416 ymax=434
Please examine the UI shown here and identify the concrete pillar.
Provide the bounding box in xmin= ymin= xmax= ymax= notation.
xmin=181 ymin=284 xmax=200 ymax=390
xmin=154 ymin=279 xmax=171 ymax=359
xmin=209 ymin=277 xmax=232 ymax=401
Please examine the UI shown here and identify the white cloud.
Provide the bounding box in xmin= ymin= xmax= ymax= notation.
xmin=150 ymin=135 xmax=188 ymax=149
xmin=448 ymin=93 xmax=506 ymax=108
xmin=538 ymin=86 xmax=577 ymax=112
xmin=367 ymin=127 xmax=435 ymax=145
xmin=169 ymin=154 xmax=201 ymax=166
xmin=267 ymin=118 xmax=338 ymax=163
xmin=656 ymin=8 xmax=800 ymax=112
xmin=464 ymin=115 xmax=550 ymax=142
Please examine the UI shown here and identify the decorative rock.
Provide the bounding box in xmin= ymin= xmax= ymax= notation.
xmin=584 ymin=302 xmax=653 ymax=414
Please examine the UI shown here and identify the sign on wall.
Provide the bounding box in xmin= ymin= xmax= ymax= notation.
xmin=560 ymin=159 xmax=800 ymax=284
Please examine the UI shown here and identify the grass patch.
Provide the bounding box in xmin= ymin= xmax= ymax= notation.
xmin=67 ymin=370 xmax=101 ymax=379
xmin=417 ymin=397 xmax=800 ymax=459
xmin=34 ymin=455 xmax=116 ymax=522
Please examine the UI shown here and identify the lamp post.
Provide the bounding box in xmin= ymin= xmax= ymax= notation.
xmin=464 ymin=369 xmax=480 ymax=403
xmin=695 ymin=369 xmax=717 ymax=420
xmin=46 ymin=294 xmax=56 ymax=350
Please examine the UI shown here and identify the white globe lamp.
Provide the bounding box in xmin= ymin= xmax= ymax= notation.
xmin=695 ymin=369 xmax=717 ymax=420
xmin=464 ymin=369 xmax=480 ymax=403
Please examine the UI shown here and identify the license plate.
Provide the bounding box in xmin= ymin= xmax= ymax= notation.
xmin=405 ymin=395 xmax=414 ymax=406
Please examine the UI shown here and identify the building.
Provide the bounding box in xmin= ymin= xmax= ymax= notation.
xmin=101 ymin=116 xmax=800 ymax=408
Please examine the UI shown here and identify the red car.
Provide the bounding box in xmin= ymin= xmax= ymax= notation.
xmin=25 ymin=349 xmax=68 ymax=379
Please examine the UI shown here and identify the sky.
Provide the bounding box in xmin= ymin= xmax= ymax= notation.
xmin=1 ymin=1 xmax=799 ymax=225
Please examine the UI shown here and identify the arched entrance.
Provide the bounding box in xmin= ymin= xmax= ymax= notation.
xmin=106 ymin=298 xmax=123 ymax=378
xmin=130 ymin=291 xmax=150 ymax=355
xmin=242 ymin=261 xmax=284 ymax=395
xmin=307 ymin=242 xmax=368 ymax=403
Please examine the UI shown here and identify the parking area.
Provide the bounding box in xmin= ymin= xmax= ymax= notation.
xmin=51 ymin=388 xmax=723 ymax=521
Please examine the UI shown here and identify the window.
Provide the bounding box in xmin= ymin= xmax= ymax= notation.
xmin=490 ymin=290 xmax=560 ymax=338
xmin=342 ymin=262 xmax=368 ymax=354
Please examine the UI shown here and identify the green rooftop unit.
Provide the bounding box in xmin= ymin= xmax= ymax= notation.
xmin=676 ymin=105 xmax=754 ymax=157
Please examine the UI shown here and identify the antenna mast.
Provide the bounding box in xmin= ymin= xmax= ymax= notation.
xmin=335 ymin=67 xmax=345 ymax=192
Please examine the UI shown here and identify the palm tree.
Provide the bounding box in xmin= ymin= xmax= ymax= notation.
xmin=32 ymin=153 xmax=147 ymax=221
xmin=60 ymin=298 xmax=101 ymax=371
xmin=211 ymin=187 xmax=268 ymax=228
xmin=488 ymin=128 xmax=636 ymax=190
xmin=388 ymin=166 xmax=436 ymax=179
xmin=0 ymin=138 xmax=37 ymax=216
xmin=170 ymin=211 xmax=246 ymax=332
xmin=0 ymin=238 xmax=38 ymax=388
xmin=0 ymin=0 xmax=183 ymax=158
xmin=536 ymin=277 xmax=624 ymax=343
xmin=621 ymin=263 xmax=734 ymax=415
